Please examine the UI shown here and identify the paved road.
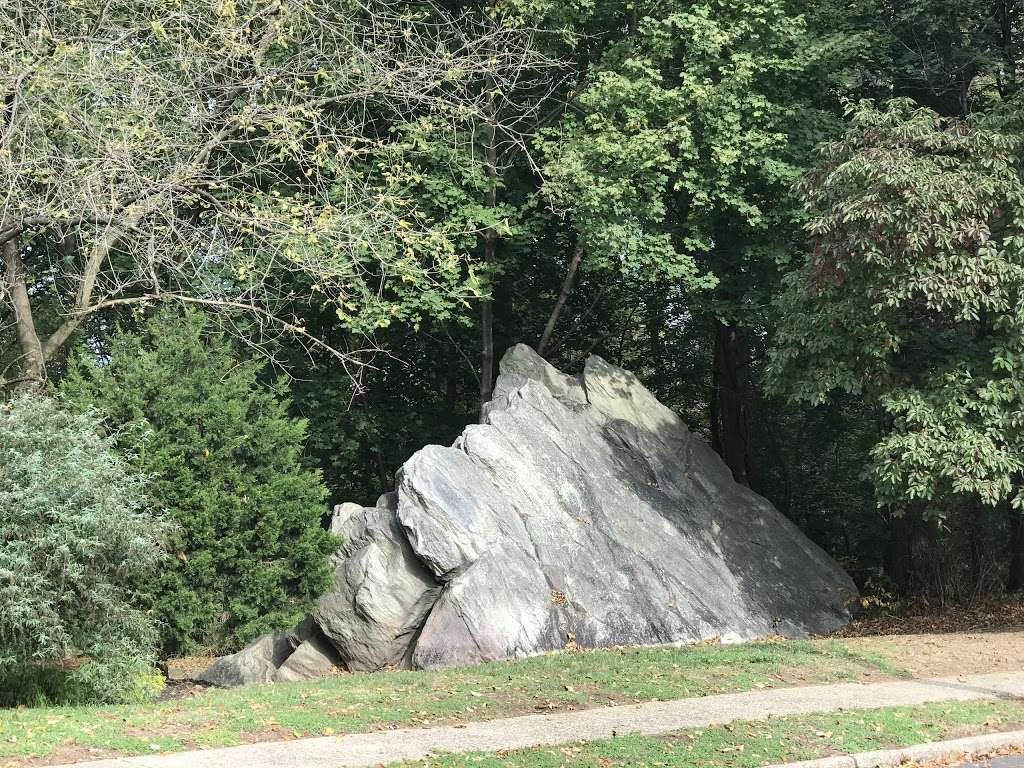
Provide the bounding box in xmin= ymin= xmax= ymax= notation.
xmin=49 ymin=671 xmax=1024 ymax=768
xmin=966 ymin=755 xmax=1024 ymax=768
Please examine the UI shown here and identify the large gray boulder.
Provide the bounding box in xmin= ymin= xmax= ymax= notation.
xmin=194 ymin=345 xmax=856 ymax=683
xmin=321 ymin=345 xmax=856 ymax=670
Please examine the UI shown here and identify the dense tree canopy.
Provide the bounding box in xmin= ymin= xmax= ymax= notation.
xmin=771 ymin=101 xmax=1024 ymax=506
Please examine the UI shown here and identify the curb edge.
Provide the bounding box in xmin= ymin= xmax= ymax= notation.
xmin=763 ymin=729 xmax=1024 ymax=768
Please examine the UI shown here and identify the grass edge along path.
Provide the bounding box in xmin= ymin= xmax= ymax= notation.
xmin=0 ymin=640 xmax=903 ymax=765
xmin=393 ymin=698 xmax=1024 ymax=768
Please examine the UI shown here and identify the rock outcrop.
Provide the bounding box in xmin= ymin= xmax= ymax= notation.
xmin=194 ymin=345 xmax=856 ymax=685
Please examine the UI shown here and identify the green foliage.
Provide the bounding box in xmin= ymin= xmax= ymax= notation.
xmin=880 ymin=0 xmax=1018 ymax=115
xmin=539 ymin=0 xmax=817 ymax=292
xmin=275 ymin=0 xmax=1022 ymax=601
xmin=61 ymin=309 xmax=338 ymax=655
xmin=4 ymin=0 xmax=1018 ymax=611
xmin=770 ymin=99 xmax=1024 ymax=512
xmin=289 ymin=324 xmax=479 ymax=504
xmin=0 ymin=395 xmax=166 ymax=705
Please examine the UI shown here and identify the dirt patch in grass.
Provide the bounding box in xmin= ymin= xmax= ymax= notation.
xmin=158 ymin=681 xmax=212 ymax=701
xmin=838 ymin=631 xmax=1024 ymax=678
xmin=4 ymin=744 xmax=125 ymax=768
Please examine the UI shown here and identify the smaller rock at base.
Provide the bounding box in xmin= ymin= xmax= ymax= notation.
xmin=192 ymin=632 xmax=293 ymax=687
xmin=274 ymin=633 xmax=342 ymax=682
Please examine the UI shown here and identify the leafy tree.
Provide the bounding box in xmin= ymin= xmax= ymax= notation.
xmin=0 ymin=0 xmax=555 ymax=389
xmin=0 ymin=395 xmax=166 ymax=704
xmin=770 ymin=99 xmax=1024 ymax=590
xmin=6 ymin=0 xmax=1014 ymax=611
xmin=62 ymin=309 xmax=337 ymax=654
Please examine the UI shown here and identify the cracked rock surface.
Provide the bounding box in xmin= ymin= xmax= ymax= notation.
xmin=195 ymin=345 xmax=856 ymax=684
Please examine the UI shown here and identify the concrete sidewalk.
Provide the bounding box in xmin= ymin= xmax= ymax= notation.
xmin=51 ymin=671 xmax=1024 ymax=768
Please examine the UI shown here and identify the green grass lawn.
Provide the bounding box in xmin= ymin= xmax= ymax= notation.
xmin=0 ymin=640 xmax=902 ymax=765
xmin=396 ymin=699 xmax=1024 ymax=768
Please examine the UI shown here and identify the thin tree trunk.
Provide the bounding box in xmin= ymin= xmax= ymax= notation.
xmin=1008 ymin=503 xmax=1024 ymax=593
xmin=2 ymin=238 xmax=45 ymax=387
xmin=915 ymin=514 xmax=943 ymax=604
xmin=969 ymin=500 xmax=985 ymax=591
xmin=711 ymin=318 xmax=750 ymax=486
xmin=883 ymin=507 xmax=913 ymax=596
xmin=997 ymin=0 xmax=1018 ymax=99
xmin=538 ymin=245 xmax=583 ymax=356
xmin=710 ymin=353 xmax=722 ymax=454
xmin=480 ymin=270 xmax=495 ymax=404
xmin=479 ymin=122 xmax=499 ymax=413
xmin=884 ymin=506 xmax=945 ymax=599
xmin=645 ymin=287 xmax=666 ymax=375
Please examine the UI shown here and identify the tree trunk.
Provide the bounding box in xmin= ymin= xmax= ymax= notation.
xmin=538 ymin=245 xmax=583 ymax=356
xmin=2 ymin=238 xmax=45 ymax=388
xmin=883 ymin=507 xmax=913 ymax=596
xmin=915 ymin=514 xmax=944 ymax=604
xmin=644 ymin=286 xmax=666 ymax=374
xmin=883 ymin=506 xmax=945 ymax=599
xmin=479 ymin=122 xmax=499 ymax=414
xmin=710 ymin=318 xmax=750 ymax=486
xmin=480 ymin=266 xmax=495 ymax=406
xmin=969 ymin=500 xmax=986 ymax=591
xmin=997 ymin=0 xmax=1018 ymax=99
xmin=1008 ymin=504 xmax=1024 ymax=593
